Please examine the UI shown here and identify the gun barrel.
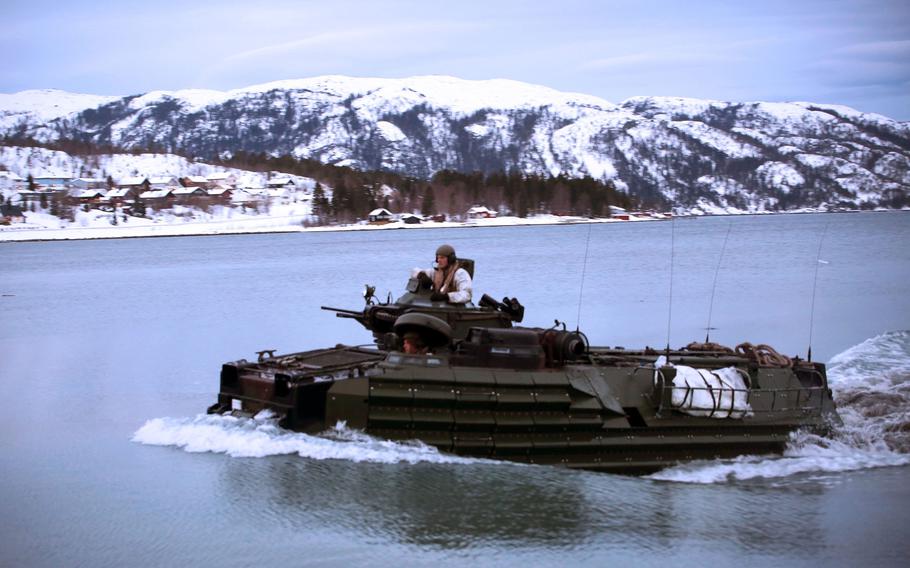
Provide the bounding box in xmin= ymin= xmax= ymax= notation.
xmin=320 ymin=306 xmax=363 ymax=316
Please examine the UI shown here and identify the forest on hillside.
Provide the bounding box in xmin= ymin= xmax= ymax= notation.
xmin=219 ymin=151 xmax=638 ymax=222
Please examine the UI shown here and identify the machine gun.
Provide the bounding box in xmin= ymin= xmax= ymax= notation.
xmin=478 ymin=294 xmax=525 ymax=323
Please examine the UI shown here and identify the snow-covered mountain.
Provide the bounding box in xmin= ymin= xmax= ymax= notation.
xmin=2 ymin=76 xmax=908 ymax=211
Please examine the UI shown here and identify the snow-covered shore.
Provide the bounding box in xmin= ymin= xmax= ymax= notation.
xmin=0 ymin=211 xmax=646 ymax=243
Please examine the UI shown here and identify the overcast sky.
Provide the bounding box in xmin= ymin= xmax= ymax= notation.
xmin=3 ymin=0 xmax=909 ymax=119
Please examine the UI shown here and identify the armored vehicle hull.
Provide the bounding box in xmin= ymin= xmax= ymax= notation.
xmin=210 ymin=265 xmax=840 ymax=474
xmin=209 ymin=340 xmax=839 ymax=474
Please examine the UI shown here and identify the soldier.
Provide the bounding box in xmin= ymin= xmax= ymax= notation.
xmin=394 ymin=313 xmax=452 ymax=354
xmin=401 ymin=332 xmax=428 ymax=355
xmin=413 ymin=244 xmax=473 ymax=303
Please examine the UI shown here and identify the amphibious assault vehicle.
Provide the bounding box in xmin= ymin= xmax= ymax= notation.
xmin=208 ymin=260 xmax=841 ymax=474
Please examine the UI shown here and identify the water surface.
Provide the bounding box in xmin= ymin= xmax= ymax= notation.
xmin=2 ymin=212 xmax=909 ymax=567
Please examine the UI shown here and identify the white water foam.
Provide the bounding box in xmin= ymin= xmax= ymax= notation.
xmin=132 ymin=410 xmax=484 ymax=465
xmin=650 ymin=330 xmax=910 ymax=483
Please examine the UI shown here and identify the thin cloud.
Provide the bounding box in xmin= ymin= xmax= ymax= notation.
xmin=836 ymin=40 xmax=910 ymax=57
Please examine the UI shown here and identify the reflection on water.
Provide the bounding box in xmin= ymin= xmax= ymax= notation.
xmin=214 ymin=454 xmax=841 ymax=559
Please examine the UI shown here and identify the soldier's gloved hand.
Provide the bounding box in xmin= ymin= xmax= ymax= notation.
xmin=417 ymin=272 xmax=432 ymax=289
xmin=430 ymin=291 xmax=448 ymax=302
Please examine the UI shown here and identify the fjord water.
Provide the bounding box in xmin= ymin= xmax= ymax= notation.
xmin=1 ymin=212 xmax=909 ymax=567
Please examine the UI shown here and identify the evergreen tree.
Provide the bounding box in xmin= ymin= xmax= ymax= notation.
xmin=312 ymin=182 xmax=329 ymax=219
xmin=422 ymin=186 xmax=435 ymax=216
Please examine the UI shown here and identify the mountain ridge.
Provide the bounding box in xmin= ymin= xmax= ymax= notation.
xmin=2 ymin=75 xmax=908 ymax=211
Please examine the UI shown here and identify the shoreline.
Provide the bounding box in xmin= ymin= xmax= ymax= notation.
xmin=0 ymin=214 xmax=632 ymax=244
xmin=0 ymin=209 xmax=903 ymax=244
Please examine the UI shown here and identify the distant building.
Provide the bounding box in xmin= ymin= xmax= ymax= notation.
xmin=117 ymin=177 xmax=150 ymax=203
xmin=400 ymin=213 xmax=422 ymax=225
xmin=107 ymin=187 xmax=141 ymax=204
xmin=206 ymin=172 xmax=237 ymax=187
xmin=32 ymin=175 xmax=71 ymax=189
xmin=148 ymin=176 xmax=179 ymax=189
xmin=181 ymin=175 xmax=210 ymax=188
xmin=208 ymin=187 xmax=234 ymax=203
xmin=76 ymin=190 xmax=106 ymax=204
xmin=172 ymin=186 xmax=208 ymax=200
xmin=466 ymin=205 xmax=497 ymax=219
xmin=138 ymin=188 xmax=175 ymax=205
xmin=70 ymin=178 xmax=107 ymax=190
xmin=267 ymin=177 xmax=296 ymax=189
xmin=368 ymin=207 xmax=393 ymax=222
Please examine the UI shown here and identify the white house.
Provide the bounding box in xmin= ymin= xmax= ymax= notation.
xmin=70 ymin=178 xmax=107 ymax=190
xmin=206 ymin=172 xmax=237 ymax=187
xmin=368 ymin=207 xmax=393 ymax=222
xmin=466 ymin=205 xmax=497 ymax=219
xmin=118 ymin=176 xmax=148 ymax=189
xmin=148 ymin=176 xmax=179 ymax=189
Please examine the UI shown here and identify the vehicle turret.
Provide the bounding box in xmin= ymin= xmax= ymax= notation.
xmin=321 ymin=258 xmax=524 ymax=349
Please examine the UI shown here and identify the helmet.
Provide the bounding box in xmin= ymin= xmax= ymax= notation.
xmin=393 ymin=313 xmax=452 ymax=348
xmin=436 ymin=244 xmax=456 ymax=264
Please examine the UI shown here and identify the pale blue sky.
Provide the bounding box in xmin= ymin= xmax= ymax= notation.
xmin=3 ymin=0 xmax=909 ymax=119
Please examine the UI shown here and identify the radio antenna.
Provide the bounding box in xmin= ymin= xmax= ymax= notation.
xmin=665 ymin=216 xmax=676 ymax=354
xmin=704 ymin=220 xmax=733 ymax=343
xmin=575 ymin=222 xmax=594 ymax=331
xmin=807 ymin=219 xmax=831 ymax=362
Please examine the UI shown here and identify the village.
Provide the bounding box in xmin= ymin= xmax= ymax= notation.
xmin=0 ymin=169 xmax=519 ymax=228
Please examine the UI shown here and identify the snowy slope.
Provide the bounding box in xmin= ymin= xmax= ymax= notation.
xmin=0 ymin=89 xmax=119 ymax=131
xmin=1 ymin=76 xmax=908 ymax=211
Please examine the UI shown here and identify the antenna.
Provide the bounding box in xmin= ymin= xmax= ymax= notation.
xmin=575 ymin=223 xmax=594 ymax=331
xmin=807 ymin=219 xmax=831 ymax=362
xmin=665 ymin=216 xmax=676 ymax=354
xmin=704 ymin=220 xmax=733 ymax=343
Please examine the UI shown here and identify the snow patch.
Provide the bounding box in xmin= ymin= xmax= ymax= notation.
xmin=375 ymin=120 xmax=407 ymax=142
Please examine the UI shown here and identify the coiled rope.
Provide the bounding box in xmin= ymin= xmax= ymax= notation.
xmin=684 ymin=341 xmax=793 ymax=368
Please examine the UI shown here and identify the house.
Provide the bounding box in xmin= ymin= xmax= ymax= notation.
xmin=400 ymin=213 xmax=422 ymax=225
xmin=608 ymin=206 xmax=630 ymax=220
xmin=148 ymin=176 xmax=179 ymax=189
xmin=69 ymin=178 xmax=107 ymax=190
xmin=172 ymin=186 xmax=208 ymax=201
xmin=181 ymin=175 xmax=210 ymax=188
xmin=138 ymin=188 xmax=175 ymax=205
xmin=76 ymin=190 xmax=107 ymax=204
xmin=206 ymin=172 xmax=237 ymax=187
xmin=208 ymin=187 xmax=233 ymax=203
xmin=117 ymin=177 xmax=150 ymax=201
xmin=16 ymin=188 xmax=67 ymax=204
xmin=118 ymin=176 xmax=148 ymax=188
xmin=32 ymin=175 xmax=72 ymax=189
xmin=107 ymin=187 xmax=141 ymax=204
xmin=368 ymin=207 xmax=393 ymax=223
xmin=466 ymin=205 xmax=497 ymax=219
xmin=267 ymin=177 xmax=296 ymax=189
